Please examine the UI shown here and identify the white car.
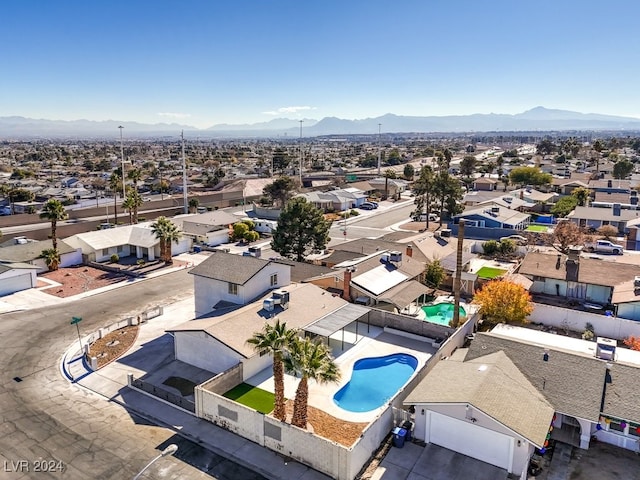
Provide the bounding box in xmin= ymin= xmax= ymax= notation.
xmin=500 ymin=234 xmax=528 ymax=245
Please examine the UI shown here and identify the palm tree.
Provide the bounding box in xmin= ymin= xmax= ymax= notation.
xmin=247 ymin=320 xmax=296 ymax=422
xmin=150 ymin=216 xmax=182 ymax=263
xmin=122 ymin=194 xmax=135 ymax=224
xmin=39 ymin=199 xmax=68 ymax=252
xmin=40 ymin=248 xmax=61 ymax=272
xmin=284 ymin=337 xmax=340 ymax=429
xmin=124 ymin=189 xmax=143 ymax=223
xmin=108 ymin=171 xmax=122 ymax=224
xmin=188 ymin=198 xmax=199 ymax=214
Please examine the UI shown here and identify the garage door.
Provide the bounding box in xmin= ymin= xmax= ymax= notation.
xmin=0 ymin=273 xmax=33 ymax=296
xmin=428 ymin=411 xmax=512 ymax=471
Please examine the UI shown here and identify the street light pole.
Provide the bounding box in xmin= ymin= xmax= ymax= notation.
xmin=377 ymin=123 xmax=382 ymax=176
xmin=181 ymin=131 xmax=188 ymax=214
xmin=133 ymin=444 xmax=178 ymax=480
xmin=299 ymin=120 xmax=304 ymax=186
xmin=119 ymin=126 xmax=126 ymax=200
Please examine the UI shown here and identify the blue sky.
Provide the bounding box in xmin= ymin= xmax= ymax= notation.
xmin=2 ymin=0 xmax=640 ymax=129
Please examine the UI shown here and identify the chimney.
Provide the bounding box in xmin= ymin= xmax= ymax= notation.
xmin=406 ymin=245 xmax=413 ymax=257
xmin=613 ymin=203 xmax=621 ymax=216
xmin=342 ymin=267 xmax=354 ymax=301
xmin=567 ymin=246 xmax=582 ymax=262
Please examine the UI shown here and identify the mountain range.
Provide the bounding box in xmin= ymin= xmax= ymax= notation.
xmin=2 ymin=107 xmax=640 ymax=139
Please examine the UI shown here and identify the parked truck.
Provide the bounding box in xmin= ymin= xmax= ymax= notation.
xmin=585 ymin=239 xmax=624 ymax=255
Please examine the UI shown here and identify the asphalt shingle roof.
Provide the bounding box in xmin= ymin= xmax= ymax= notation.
xmin=189 ymin=251 xmax=272 ymax=285
xmin=0 ymin=239 xmax=76 ymax=263
xmin=603 ymin=362 xmax=640 ymax=423
xmin=464 ymin=333 xmax=607 ymax=422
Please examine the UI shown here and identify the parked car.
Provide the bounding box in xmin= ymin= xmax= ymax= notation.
xmin=360 ymin=202 xmax=376 ymax=210
xmin=500 ymin=234 xmax=528 ymax=245
xmin=585 ymin=239 xmax=623 ymax=255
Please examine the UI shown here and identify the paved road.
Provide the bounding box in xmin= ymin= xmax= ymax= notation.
xmin=0 ymin=270 xmax=264 ymax=479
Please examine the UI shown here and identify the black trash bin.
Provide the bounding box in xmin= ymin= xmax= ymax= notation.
xmin=402 ymin=421 xmax=413 ymax=442
xmin=392 ymin=427 xmax=407 ymax=448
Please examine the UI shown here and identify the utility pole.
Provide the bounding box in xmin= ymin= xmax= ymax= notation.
xmin=181 ymin=131 xmax=188 ymax=214
xmin=119 ymin=126 xmax=126 ymax=200
xmin=377 ymin=123 xmax=382 ymax=176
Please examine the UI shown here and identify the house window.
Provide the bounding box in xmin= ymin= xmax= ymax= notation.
xmin=117 ymin=245 xmax=123 ymax=253
xmin=629 ymin=423 xmax=640 ymax=437
xmin=228 ymin=283 xmax=238 ymax=295
xmin=608 ymin=417 xmax=625 ymax=432
xmin=270 ymin=274 xmax=278 ymax=287
xmin=102 ymin=248 xmax=109 ymax=256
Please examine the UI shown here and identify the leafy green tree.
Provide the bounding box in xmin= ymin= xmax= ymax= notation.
xmin=509 ymin=166 xmax=552 ymax=187
xmin=284 ymin=336 xmax=340 ymax=429
xmin=536 ymin=139 xmax=557 ymax=156
xmin=40 ymin=248 xmax=61 ymax=272
xmin=188 ymin=198 xmax=199 ymax=214
xmin=272 ymin=148 xmax=290 ymax=173
xmin=403 ymin=163 xmax=415 ymax=180
xmin=613 ymin=158 xmax=634 ymax=179
xmin=150 ymin=216 xmax=182 ymax=263
xmin=551 ymin=196 xmax=578 ymax=217
xmin=433 ymin=171 xmax=464 ymax=224
xmin=232 ymin=222 xmax=250 ymax=241
xmin=243 ymin=230 xmax=260 ymax=243
xmin=424 ymin=259 xmax=445 ymax=291
xmin=412 ymin=166 xmax=436 ymax=228
xmin=482 ymin=240 xmax=499 ymax=255
xmin=571 ymin=187 xmax=591 ymax=207
xmin=498 ymin=239 xmax=516 ymax=255
xmin=39 ymin=199 xmax=68 ymax=252
xmin=247 ymin=320 xmax=297 ymax=422
xmin=264 ymin=176 xmax=297 ymax=207
xmin=271 ymin=198 xmax=331 ymax=261
xmin=459 ymin=155 xmax=477 ymax=177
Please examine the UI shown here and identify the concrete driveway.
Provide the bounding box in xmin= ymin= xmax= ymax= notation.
xmin=372 ymin=443 xmax=508 ymax=480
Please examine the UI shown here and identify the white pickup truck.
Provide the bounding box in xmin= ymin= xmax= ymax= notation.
xmin=585 ymin=239 xmax=624 ymax=255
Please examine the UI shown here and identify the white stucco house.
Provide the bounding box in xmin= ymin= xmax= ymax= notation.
xmin=171 ymin=210 xmax=237 ymax=247
xmin=188 ymin=251 xmax=292 ymax=318
xmin=405 ymin=327 xmax=640 ymax=476
xmin=64 ymin=222 xmax=190 ymax=263
xmin=0 ymin=238 xmax=82 ymax=273
xmin=0 ymin=263 xmax=39 ymax=296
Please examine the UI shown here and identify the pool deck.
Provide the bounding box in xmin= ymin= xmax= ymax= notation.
xmin=245 ymin=327 xmax=436 ymax=423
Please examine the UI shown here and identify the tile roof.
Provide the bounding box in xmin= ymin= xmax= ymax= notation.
xmin=464 ymin=333 xmax=607 ymax=422
xmin=518 ymin=252 xmax=639 ymax=287
xmin=405 ymin=350 xmax=554 ymax=447
xmin=189 ymin=251 xmax=274 ymax=285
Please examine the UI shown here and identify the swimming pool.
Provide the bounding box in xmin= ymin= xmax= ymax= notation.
xmin=333 ymin=353 xmax=418 ymax=412
xmin=421 ymin=302 xmax=466 ymax=326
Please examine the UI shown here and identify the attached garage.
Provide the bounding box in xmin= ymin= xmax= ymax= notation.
xmin=0 ymin=265 xmax=38 ymax=296
xmin=427 ymin=411 xmax=513 ymax=471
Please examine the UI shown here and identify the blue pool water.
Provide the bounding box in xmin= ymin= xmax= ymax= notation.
xmin=333 ymin=353 xmax=418 ymax=412
xmin=421 ymin=302 xmax=466 ymax=326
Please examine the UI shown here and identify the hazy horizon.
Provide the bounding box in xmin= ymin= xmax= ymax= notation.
xmin=3 ymin=0 xmax=640 ymax=128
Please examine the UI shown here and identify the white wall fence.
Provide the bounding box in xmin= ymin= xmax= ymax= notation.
xmin=529 ymin=303 xmax=640 ymax=340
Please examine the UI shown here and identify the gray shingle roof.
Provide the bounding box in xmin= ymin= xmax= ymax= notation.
xmin=603 ymin=363 xmax=640 ymax=423
xmin=569 ymin=206 xmax=640 ymax=222
xmin=405 ymin=350 xmax=555 ymax=447
xmin=465 ymin=333 xmax=607 ymax=422
xmin=0 ymin=239 xmax=76 ymax=263
xmin=189 ymin=251 xmax=272 ymax=285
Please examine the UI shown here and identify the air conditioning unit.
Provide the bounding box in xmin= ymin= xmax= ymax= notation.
xmin=389 ymin=251 xmax=402 ymax=262
xmin=272 ymin=290 xmax=290 ymax=310
xmin=263 ymin=298 xmax=275 ymax=312
xmin=381 ymin=253 xmax=390 ymax=263
xmin=634 ymin=276 xmax=640 ymax=288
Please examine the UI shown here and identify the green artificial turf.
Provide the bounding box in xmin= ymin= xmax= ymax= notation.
xmin=223 ymin=383 xmax=276 ymax=414
xmin=526 ymin=225 xmax=548 ymax=232
xmin=476 ymin=266 xmax=507 ymax=279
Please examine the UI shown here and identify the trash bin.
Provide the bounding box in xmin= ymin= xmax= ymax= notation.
xmin=402 ymin=421 xmax=414 ymax=442
xmin=392 ymin=427 xmax=407 ymax=448
xmin=193 ymin=245 xmax=201 ymax=253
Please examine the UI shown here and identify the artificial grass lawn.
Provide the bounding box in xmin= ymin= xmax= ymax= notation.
xmin=526 ymin=225 xmax=549 ymax=232
xmin=476 ymin=266 xmax=507 ymax=279
xmin=223 ymin=383 xmax=275 ymax=414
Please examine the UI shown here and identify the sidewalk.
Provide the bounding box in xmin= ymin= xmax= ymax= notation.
xmin=55 ymin=253 xmax=330 ymax=480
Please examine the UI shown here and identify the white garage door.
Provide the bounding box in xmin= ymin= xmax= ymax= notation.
xmin=428 ymin=411 xmax=512 ymax=471
xmin=0 ymin=273 xmax=33 ymax=297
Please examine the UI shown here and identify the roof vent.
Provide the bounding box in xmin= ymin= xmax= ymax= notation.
xmin=596 ymin=337 xmax=616 ymax=361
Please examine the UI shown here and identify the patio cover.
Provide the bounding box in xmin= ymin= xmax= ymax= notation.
xmin=305 ymin=303 xmax=370 ymax=337
xmin=378 ymin=280 xmax=428 ymax=309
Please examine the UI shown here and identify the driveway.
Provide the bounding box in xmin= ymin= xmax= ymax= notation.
xmin=372 ymin=443 xmax=508 ymax=480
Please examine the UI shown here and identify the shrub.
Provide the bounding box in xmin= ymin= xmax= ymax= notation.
xmin=482 ymin=240 xmax=499 ymax=255
xmin=136 ymin=259 xmax=146 ymax=266
xmin=110 ymin=254 xmax=119 ymax=263
xmin=582 ymin=322 xmax=595 ymax=341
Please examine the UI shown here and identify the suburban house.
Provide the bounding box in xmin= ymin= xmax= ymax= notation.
xmin=297 ymin=187 xmax=367 ymax=212
xmin=367 ymin=177 xmax=408 ymax=199
xmin=188 ymin=251 xmax=292 ymax=318
xmin=405 ymin=326 xmax=640 ymax=476
xmin=592 ymin=191 xmax=639 ymax=209
xmin=0 ymin=238 xmax=82 ymax=272
xmin=567 ymin=205 xmax=640 ymax=233
xmin=508 ymin=188 xmax=558 ymax=211
xmin=472 ymin=177 xmax=498 ymax=191
xmin=517 ymin=250 xmax=640 ymax=319
xmin=475 ymin=195 xmax=535 ymax=212
xmin=451 ymin=205 xmax=531 ymax=232
xmin=589 ymin=178 xmax=631 ymax=194
xmin=64 ymin=222 xmax=191 ymax=263
xmin=0 ymin=263 xmax=39 ymax=296
xmin=171 ymin=210 xmax=237 ymax=247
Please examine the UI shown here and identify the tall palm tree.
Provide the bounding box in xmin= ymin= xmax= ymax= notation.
xmin=150 ymin=216 xmax=182 ymax=263
xmin=39 ymin=199 xmax=68 ymax=252
xmin=247 ymin=320 xmax=296 ymax=422
xmin=124 ymin=189 xmax=143 ymax=223
xmin=40 ymin=248 xmax=61 ymax=272
xmin=284 ymin=337 xmax=340 ymax=429
xmin=108 ymin=171 xmax=122 ymax=224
